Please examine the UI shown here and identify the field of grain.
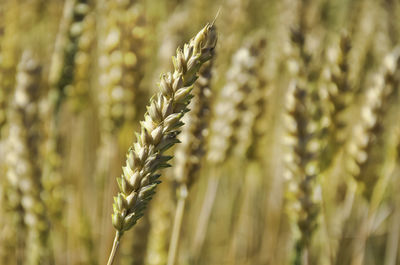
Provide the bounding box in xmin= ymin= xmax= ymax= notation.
xmin=0 ymin=0 xmax=400 ymax=265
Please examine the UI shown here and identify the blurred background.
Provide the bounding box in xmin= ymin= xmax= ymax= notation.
xmin=0 ymin=0 xmax=400 ymax=265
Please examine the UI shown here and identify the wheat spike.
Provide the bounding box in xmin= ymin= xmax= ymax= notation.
xmin=106 ymin=23 xmax=217 ymax=265
xmin=98 ymin=0 xmax=146 ymax=133
xmin=7 ymin=51 xmax=51 ymax=265
xmin=284 ymin=79 xmax=321 ymax=265
xmin=319 ymin=33 xmax=352 ymax=171
xmin=207 ymin=38 xmax=263 ymax=166
xmin=346 ymin=48 xmax=400 ymax=200
xmin=49 ymin=0 xmax=90 ymax=114
xmin=66 ymin=7 xmax=96 ymax=112
xmin=192 ymin=35 xmax=266 ymax=261
xmin=168 ymin=52 xmax=215 ymax=265
xmin=174 ymin=56 xmax=214 ymax=190
xmin=235 ymin=36 xmax=268 ymax=160
xmin=284 ymin=33 xmax=325 ymax=263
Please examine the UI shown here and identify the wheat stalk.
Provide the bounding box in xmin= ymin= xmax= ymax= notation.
xmin=106 ymin=23 xmax=217 ymax=265
xmin=145 ymin=183 xmax=174 ymax=265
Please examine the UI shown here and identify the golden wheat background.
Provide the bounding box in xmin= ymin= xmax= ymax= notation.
xmin=0 ymin=0 xmax=400 ymax=265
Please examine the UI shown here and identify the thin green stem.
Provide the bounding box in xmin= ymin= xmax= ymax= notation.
xmin=106 ymin=231 xmax=121 ymax=265
xmin=167 ymin=185 xmax=188 ymax=265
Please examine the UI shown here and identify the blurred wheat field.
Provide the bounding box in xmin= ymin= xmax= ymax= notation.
xmin=0 ymin=0 xmax=400 ymax=265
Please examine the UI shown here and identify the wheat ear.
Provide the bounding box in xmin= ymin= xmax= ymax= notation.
xmin=66 ymin=7 xmax=95 ymax=112
xmin=106 ymin=23 xmax=217 ymax=265
xmin=192 ymin=36 xmax=265 ymax=260
xmin=345 ymin=49 xmax=400 ymax=265
xmin=284 ymin=35 xmax=325 ymax=263
xmin=8 ymin=51 xmax=51 ymax=265
xmin=320 ymin=33 xmax=352 ymax=171
xmin=49 ymin=0 xmax=90 ymax=114
xmin=98 ymin=0 xmax=146 ymax=133
xmin=167 ymin=54 xmax=214 ymax=265
xmin=41 ymin=0 xmax=91 ymax=222
xmin=346 ymin=48 xmax=400 ymax=200
xmin=284 ymin=79 xmax=321 ymax=265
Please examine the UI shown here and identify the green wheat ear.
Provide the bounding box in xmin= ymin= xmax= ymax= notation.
xmin=106 ymin=23 xmax=217 ymax=265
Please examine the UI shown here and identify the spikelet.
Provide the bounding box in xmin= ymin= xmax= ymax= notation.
xmin=7 ymin=51 xmax=51 ymax=265
xmin=106 ymin=24 xmax=216 ymax=265
xmin=346 ymin=48 xmax=400 ymax=200
xmin=174 ymin=55 xmax=214 ymax=191
xmin=98 ymin=0 xmax=146 ymax=133
xmin=207 ymin=37 xmax=265 ymax=166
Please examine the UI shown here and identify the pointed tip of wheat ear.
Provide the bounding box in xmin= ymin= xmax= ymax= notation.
xmin=110 ymin=23 xmax=217 ymax=235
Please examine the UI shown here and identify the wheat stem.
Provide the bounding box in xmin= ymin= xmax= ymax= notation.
xmin=107 ymin=231 xmax=122 ymax=265
xmin=192 ymin=171 xmax=220 ymax=261
xmin=167 ymin=185 xmax=187 ymax=265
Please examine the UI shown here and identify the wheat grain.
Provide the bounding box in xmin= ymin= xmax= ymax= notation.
xmin=106 ymin=23 xmax=217 ymax=265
